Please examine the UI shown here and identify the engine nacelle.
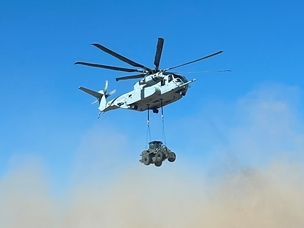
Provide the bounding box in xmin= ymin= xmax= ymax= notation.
xmin=139 ymin=73 xmax=163 ymax=85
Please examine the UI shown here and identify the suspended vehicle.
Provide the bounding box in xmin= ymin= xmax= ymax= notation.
xmin=140 ymin=141 xmax=176 ymax=167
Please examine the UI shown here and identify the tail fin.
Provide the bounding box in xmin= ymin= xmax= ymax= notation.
xmin=79 ymin=86 xmax=107 ymax=112
xmin=79 ymin=81 xmax=116 ymax=113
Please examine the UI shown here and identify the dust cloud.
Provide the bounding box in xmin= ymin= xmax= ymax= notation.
xmin=1 ymin=84 xmax=304 ymax=228
xmin=1 ymin=159 xmax=303 ymax=228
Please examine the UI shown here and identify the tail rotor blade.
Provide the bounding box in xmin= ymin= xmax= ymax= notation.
xmin=92 ymin=99 xmax=99 ymax=104
xmin=107 ymin=89 xmax=116 ymax=97
xmin=104 ymin=80 xmax=108 ymax=93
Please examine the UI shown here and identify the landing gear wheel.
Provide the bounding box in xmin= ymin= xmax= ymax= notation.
xmin=155 ymin=161 xmax=162 ymax=167
xmin=168 ymin=152 xmax=176 ymax=162
xmin=153 ymin=108 xmax=159 ymax=114
xmin=142 ymin=154 xmax=151 ymax=165
xmin=180 ymin=91 xmax=186 ymax=96
xmin=155 ymin=151 xmax=164 ymax=162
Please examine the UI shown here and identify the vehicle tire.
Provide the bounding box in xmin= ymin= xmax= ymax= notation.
xmin=168 ymin=152 xmax=176 ymax=162
xmin=155 ymin=161 xmax=162 ymax=167
xmin=155 ymin=151 xmax=164 ymax=162
xmin=142 ymin=154 xmax=151 ymax=165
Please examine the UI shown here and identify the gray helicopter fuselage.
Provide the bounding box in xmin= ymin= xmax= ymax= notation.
xmin=77 ymin=38 xmax=223 ymax=116
xmin=103 ymin=72 xmax=195 ymax=112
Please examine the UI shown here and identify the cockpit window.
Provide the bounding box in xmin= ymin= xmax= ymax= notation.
xmin=173 ymin=74 xmax=187 ymax=83
xmin=163 ymin=72 xmax=187 ymax=83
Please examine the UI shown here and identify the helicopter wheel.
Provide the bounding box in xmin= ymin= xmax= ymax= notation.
xmin=155 ymin=161 xmax=162 ymax=167
xmin=153 ymin=108 xmax=159 ymax=114
xmin=142 ymin=154 xmax=151 ymax=165
xmin=168 ymin=152 xmax=176 ymax=162
xmin=180 ymin=91 xmax=186 ymax=96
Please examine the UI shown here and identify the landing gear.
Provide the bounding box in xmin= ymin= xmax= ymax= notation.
xmin=153 ymin=108 xmax=159 ymax=114
xmin=180 ymin=90 xmax=186 ymax=96
xmin=131 ymin=104 xmax=138 ymax=110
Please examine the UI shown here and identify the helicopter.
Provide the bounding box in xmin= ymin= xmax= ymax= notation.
xmin=75 ymin=38 xmax=223 ymax=115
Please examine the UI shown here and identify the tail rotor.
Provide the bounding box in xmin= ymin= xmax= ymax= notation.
xmin=79 ymin=80 xmax=116 ymax=114
xmin=98 ymin=80 xmax=116 ymax=98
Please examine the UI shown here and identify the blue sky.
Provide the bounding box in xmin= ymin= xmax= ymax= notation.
xmin=1 ymin=0 xmax=304 ymax=226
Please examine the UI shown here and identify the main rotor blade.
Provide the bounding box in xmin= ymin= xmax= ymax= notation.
xmin=116 ymin=73 xmax=146 ymax=81
xmin=175 ymin=69 xmax=231 ymax=74
xmin=92 ymin=43 xmax=153 ymax=73
xmin=165 ymin=50 xmax=223 ymax=71
xmin=154 ymin=38 xmax=164 ymax=71
xmin=74 ymin=61 xmax=143 ymax=73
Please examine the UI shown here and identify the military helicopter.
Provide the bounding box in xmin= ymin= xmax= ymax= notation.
xmin=76 ymin=38 xmax=223 ymax=116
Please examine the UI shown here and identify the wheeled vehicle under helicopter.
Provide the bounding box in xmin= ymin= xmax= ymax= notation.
xmin=140 ymin=140 xmax=176 ymax=167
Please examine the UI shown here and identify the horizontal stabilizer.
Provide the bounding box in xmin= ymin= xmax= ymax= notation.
xmin=79 ymin=86 xmax=102 ymax=99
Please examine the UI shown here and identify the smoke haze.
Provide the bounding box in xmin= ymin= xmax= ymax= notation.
xmin=1 ymin=84 xmax=304 ymax=228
